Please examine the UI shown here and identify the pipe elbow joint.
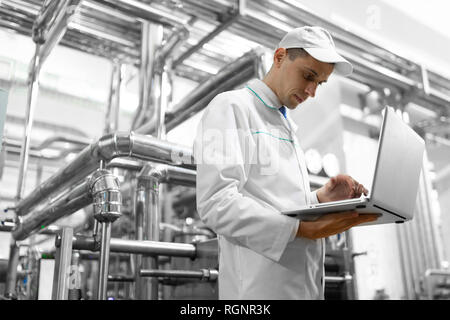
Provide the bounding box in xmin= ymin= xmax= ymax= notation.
xmin=89 ymin=169 xmax=122 ymax=223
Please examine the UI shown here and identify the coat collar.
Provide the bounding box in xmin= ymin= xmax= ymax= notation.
xmin=246 ymin=79 xmax=298 ymax=132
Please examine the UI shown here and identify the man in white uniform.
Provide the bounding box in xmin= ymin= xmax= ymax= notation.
xmin=194 ymin=26 xmax=378 ymax=299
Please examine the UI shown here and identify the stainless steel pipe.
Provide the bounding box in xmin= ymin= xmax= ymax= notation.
xmin=88 ymin=167 xmax=122 ymax=300
xmin=51 ymin=227 xmax=74 ymax=300
xmin=98 ymin=222 xmax=112 ymax=300
xmin=92 ymin=0 xmax=190 ymax=27
xmin=3 ymin=241 xmax=20 ymax=299
xmin=104 ymin=61 xmax=123 ymax=135
xmin=15 ymin=44 xmax=42 ymax=201
xmin=136 ymin=165 xmax=163 ymax=300
xmin=15 ymin=0 xmax=82 ymax=201
xmin=131 ymin=21 xmax=163 ymax=130
xmin=12 ymin=180 xmax=92 ymax=241
xmin=133 ymin=24 xmax=188 ymax=131
xmin=33 ymin=0 xmax=82 ymax=65
xmin=140 ymin=269 xmax=219 ymax=282
xmin=67 ymin=236 xmax=196 ymax=258
xmin=135 ymin=49 xmax=261 ymax=135
xmin=15 ymin=132 xmax=194 ymax=216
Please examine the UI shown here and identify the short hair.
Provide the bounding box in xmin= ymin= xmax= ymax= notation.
xmin=286 ymin=48 xmax=309 ymax=61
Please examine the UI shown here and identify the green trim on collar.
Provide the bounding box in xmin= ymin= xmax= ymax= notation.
xmin=246 ymin=86 xmax=278 ymax=110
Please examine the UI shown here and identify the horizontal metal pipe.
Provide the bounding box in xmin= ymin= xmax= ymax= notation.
xmin=424 ymin=269 xmax=450 ymax=277
xmin=324 ymin=275 xmax=353 ymax=283
xmin=3 ymin=0 xmax=450 ymax=115
xmin=92 ymin=0 xmax=190 ymax=27
xmin=108 ymin=275 xmax=135 ymax=282
xmin=139 ymin=269 xmax=218 ymax=281
xmin=36 ymin=135 xmax=91 ymax=151
xmin=141 ymin=270 xmax=199 ymax=279
xmin=173 ymin=11 xmax=238 ymax=68
xmin=139 ymin=164 xmax=196 ymax=187
xmin=12 ymin=180 xmax=92 ymax=240
xmin=67 ymin=236 xmax=197 ymax=258
xmin=4 ymin=139 xmax=80 ymax=162
xmin=0 ymin=220 xmax=15 ymax=232
xmin=109 ymin=238 xmax=196 ymax=258
xmin=15 ymin=132 xmax=194 ymax=216
xmin=163 ymin=166 xmax=196 ymax=187
xmin=228 ymin=0 xmax=450 ymax=111
xmin=106 ymin=158 xmax=143 ymax=171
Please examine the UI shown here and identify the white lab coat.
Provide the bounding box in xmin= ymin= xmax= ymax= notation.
xmin=194 ymin=79 xmax=325 ymax=299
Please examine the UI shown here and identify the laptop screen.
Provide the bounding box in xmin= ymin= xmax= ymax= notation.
xmin=370 ymin=106 xmax=425 ymax=219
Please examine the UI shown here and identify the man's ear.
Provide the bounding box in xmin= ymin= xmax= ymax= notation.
xmin=273 ymin=48 xmax=287 ymax=68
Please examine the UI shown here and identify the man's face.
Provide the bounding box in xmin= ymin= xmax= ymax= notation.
xmin=273 ymin=48 xmax=334 ymax=109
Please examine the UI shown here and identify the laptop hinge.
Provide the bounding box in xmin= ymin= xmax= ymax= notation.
xmin=373 ymin=204 xmax=406 ymax=220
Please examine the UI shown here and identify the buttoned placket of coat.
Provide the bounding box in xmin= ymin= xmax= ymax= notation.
xmin=246 ymin=80 xmax=325 ymax=298
xmin=285 ymin=111 xmax=326 ymax=299
xmin=247 ymin=81 xmax=310 ymax=205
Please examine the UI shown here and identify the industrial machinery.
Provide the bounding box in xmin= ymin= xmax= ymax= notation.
xmin=0 ymin=0 xmax=449 ymax=300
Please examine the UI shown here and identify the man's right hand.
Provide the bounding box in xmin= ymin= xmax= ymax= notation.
xmin=296 ymin=211 xmax=379 ymax=240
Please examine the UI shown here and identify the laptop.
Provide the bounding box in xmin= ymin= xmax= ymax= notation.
xmin=282 ymin=106 xmax=425 ymax=227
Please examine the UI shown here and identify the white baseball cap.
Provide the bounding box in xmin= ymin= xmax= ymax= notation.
xmin=278 ymin=26 xmax=353 ymax=76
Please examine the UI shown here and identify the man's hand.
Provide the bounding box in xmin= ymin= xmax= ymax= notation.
xmin=297 ymin=211 xmax=379 ymax=240
xmin=316 ymin=174 xmax=368 ymax=203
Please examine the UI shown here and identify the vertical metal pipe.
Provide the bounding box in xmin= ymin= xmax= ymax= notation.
xmin=152 ymin=71 xmax=163 ymax=138
xmin=113 ymin=65 xmax=123 ymax=133
xmin=113 ymin=255 xmax=120 ymax=298
xmin=404 ymin=221 xmax=420 ymax=297
xmin=155 ymin=60 xmax=173 ymax=140
xmin=4 ymin=240 xmax=20 ymax=299
xmin=414 ymin=181 xmax=432 ymax=273
xmin=104 ymin=62 xmax=119 ymax=134
xmin=15 ymin=44 xmax=41 ymax=200
xmin=419 ymin=174 xmax=437 ymax=270
xmin=97 ymin=221 xmax=112 ymax=300
xmin=410 ymin=213 xmax=427 ymax=290
xmin=104 ymin=61 xmax=123 ymax=134
xmin=131 ymin=22 xmax=163 ymax=130
xmin=134 ymin=186 xmax=147 ymax=299
xmin=135 ymin=166 xmax=164 ymax=300
xmin=131 ymin=23 xmax=150 ymax=130
xmin=89 ymin=168 xmax=121 ymax=300
xmin=419 ymin=166 xmax=438 ymax=268
xmin=35 ymin=161 xmax=43 ymax=187
xmin=24 ymin=237 xmax=37 ymax=299
xmin=68 ymin=251 xmax=82 ymax=300
xmin=396 ymin=226 xmax=413 ymax=299
xmin=421 ymin=153 xmax=443 ymax=268
xmin=148 ymin=177 xmax=160 ymax=300
xmin=52 ymin=227 xmax=73 ymax=300
xmin=16 ymin=0 xmax=81 ymax=201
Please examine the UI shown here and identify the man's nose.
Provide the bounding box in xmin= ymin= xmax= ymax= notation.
xmin=305 ymin=83 xmax=317 ymax=98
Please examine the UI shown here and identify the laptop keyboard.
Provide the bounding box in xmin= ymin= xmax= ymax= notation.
xmin=313 ymin=195 xmax=369 ymax=208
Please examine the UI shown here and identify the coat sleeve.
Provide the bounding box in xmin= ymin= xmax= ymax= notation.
xmin=194 ymin=93 xmax=299 ymax=262
xmin=309 ymin=190 xmax=320 ymax=204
